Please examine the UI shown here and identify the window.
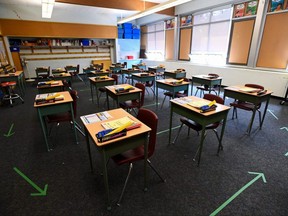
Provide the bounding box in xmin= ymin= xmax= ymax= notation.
xmin=190 ymin=7 xmax=232 ymax=65
xmin=145 ymin=22 xmax=165 ymax=60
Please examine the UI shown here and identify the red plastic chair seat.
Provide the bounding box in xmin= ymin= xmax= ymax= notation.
xmin=112 ymin=147 xmax=145 ymax=165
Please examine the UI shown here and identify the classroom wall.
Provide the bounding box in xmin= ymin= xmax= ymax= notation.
xmin=143 ymin=60 xmax=288 ymax=98
xmin=0 ymin=2 xmax=117 ymax=25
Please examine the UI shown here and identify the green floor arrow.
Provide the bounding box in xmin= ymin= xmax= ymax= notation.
xmin=280 ymin=127 xmax=288 ymax=132
xmin=210 ymin=172 xmax=266 ymax=216
xmin=14 ymin=167 xmax=48 ymax=196
xmin=4 ymin=123 xmax=15 ymax=137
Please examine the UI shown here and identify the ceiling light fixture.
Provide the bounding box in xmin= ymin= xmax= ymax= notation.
xmin=42 ymin=0 xmax=55 ymax=19
xmin=117 ymin=0 xmax=192 ymax=24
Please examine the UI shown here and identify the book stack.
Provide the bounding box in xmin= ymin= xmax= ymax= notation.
xmin=37 ymin=81 xmax=60 ymax=88
xmin=35 ymin=93 xmax=64 ymax=105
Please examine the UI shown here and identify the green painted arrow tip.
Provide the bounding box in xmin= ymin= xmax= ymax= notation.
xmin=31 ymin=184 xmax=48 ymax=196
xmin=248 ymin=172 xmax=267 ymax=183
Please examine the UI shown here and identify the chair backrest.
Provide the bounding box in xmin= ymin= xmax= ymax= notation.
xmin=245 ymin=83 xmax=264 ymax=90
xmin=35 ymin=67 xmax=50 ymax=77
xmin=111 ymin=74 xmax=118 ymax=85
xmin=137 ymin=108 xmax=158 ymax=158
xmin=135 ymin=82 xmax=145 ymax=107
xmin=208 ymin=73 xmax=219 ymax=78
xmin=203 ymin=94 xmax=224 ymax=105
xmin=69 ymin=90 xmax=78 ymax=118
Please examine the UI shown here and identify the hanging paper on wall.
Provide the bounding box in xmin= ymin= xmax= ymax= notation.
xmin=245 ymin=1 xmax=258 ymax=16
xmin=270 ymin=0 xmax=284 ymax=12
xmin=234 ymin=3 xmax=245 ymax=17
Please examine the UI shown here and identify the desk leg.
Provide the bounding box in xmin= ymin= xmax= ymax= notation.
xmin=106 ymin=92 xmax=110 ymax=110
xmin=197 ymin=129 xmax=206 ymax=167
xmin=218 ymin=117 xmax=227 ymax=154
xmin=37 ymin=110 xmax=50 ymax=152
xmin=156 ymin=86 xmax=159 ymax=109
xmin=260 ymin=97 xmax=270 ymax=129
xmin=191 ymin=80 xmax=194 ymax=96
xmin=90 ymin=81 xmax=94 ymax=103
xmin=144 ymin=135 xmax=148 ymax=191
xmin=168 ymin=106 xmax=173 ymax=145
xmin=101 ymin=149 xmax=111 ymax=210
xmin=70 ymin=103 xmax=78 ymax=144
xmin=247 ymin=106 xmax=257 ymax=135
xmin=85 ymin=128 xmax=93 ymax=173
xmin=95 ymin=87 xmax=100 ymax=107
xmin=218 ymin=80 xmax=222 ymax=95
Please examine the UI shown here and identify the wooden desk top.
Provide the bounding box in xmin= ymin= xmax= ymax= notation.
xmin=171 ymin=96 xmax=230 ymax=116
xmin=165 ymin=70 xmax=186 ymax=74
xmin=34 ymin=91 xmax=73 ymax=108
xmin=0 ymin=70 xmax=23 ymax=77
xmin=148 ymin=66 xmax=165 ymax=69
xmin=91 ymin=70 xmax=111 ymax=74
xmin=53 ymin=73 xmax=71 ymax=77
xmin=121 ymin=68 xmax=140 ymax=72
xmin=156 ymin=79 xmax=190 ymax=86
xmin=132 ymin=73 xmax=155 ymax=78
xmin=105 ymin=84 xmax=142 ymax=95
xmin=37 ymin=80 xmax=64 ymax=89
xmin=224 ymin=85 xmax=273 ymax=96
xmin=52 ymin=68 xmax=66 ymax=73
xmin=81 ymin=108 xmax=151 ymax=147
xmin=192 ymin=74 xmax=222 ymax=80
xmin=89 ymin=76 xmax=114 ymax=83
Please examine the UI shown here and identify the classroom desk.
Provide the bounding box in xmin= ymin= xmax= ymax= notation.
xmin=89 ymin=77 xmax=115 ymax=105
xmin=164 ymin=70 xmax=186 ymax=79
xmin=223 ymin=85 xmax=273 ymax=134
xmin=91 ymin=71 xmax=111 ymax=77
xmin=109 ymin=65 xmax=123 ymax=74
xmin=191 ymin=75 xmax=222 ymax=96
xmin=169 ymin=96 xmax=230 ymax=166
xmin=121 ymin=68 xmax=141 ymax=84
xmin=80 ymin=108 xmax=151 ymax=210
xmin=156 ymin=79 xmax=190 ymax=108
xmin=132 ymin=64 xmax=146 ymax=70
xmin=105 ymin=84 xmax=142 ymax=109
xmin=52 ymin=68 xmax=66 ymax=74
xmin=37 ymin=80 xmax=64 ymax=94
xmin=132 ymin=73 xmax=156 ymax=92
xmin=148 ymin=66 xmax=165 ymax=79
xmin=0 ymin=70 xmax=25 ymax=95
xmin=52 ymin=73 xmax=72 ymax=85
xmin=34 ymin=91 xmax=78 ymax=151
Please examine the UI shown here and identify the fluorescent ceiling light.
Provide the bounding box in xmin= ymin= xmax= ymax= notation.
xmin=42 ymin=0 xmax=55 ymax=19
xmin=117 ymin=0 xmax=192 ymax=24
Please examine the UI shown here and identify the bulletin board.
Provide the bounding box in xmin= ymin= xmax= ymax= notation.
xmin=227 ymin=19 xmax=255 ymax=65
xmin=165 ymin=29 xmax=174 ymax=60
xmin=178 ymin=28 xmax=192 ymax=61
xmin=256 ymin=12 xmax=288 ymax=69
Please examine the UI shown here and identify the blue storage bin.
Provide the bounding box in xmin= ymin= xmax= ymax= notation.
xmin=122 ymin=23 xmax=132 ymax=29
xmin=132 ymin=29 xmax=140 ymax=34
xmin=132 ymin=34 xmax=140 ymax=39
xmin=124 ymin=33 xmax=132 ymax=39
xmin=124 ymin=29 xmax=132 ymax=34
xmin=118 ymin=28 xmax=124 ymax=34
xmin=82 ymin=39 xmax=90 ymax=46
xmin=118 ymin=33 xmax=123 ymax=39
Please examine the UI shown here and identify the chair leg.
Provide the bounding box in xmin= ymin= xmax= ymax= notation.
xmin=231 ymin=107 xmax=238 ymax=119
xmin=193 ymin=132 xmax=207 ymax=161
xmin=76 ymin=74 xmax=84 ymax=82
xmin=194 ymin=88 xmax=199 ymax=96
xmin=257 ymin=110 xmax=262 ymax=123
xmin=172 ymin=123 xmax=184 ymax=144
xmin=117 ymin=163 xmax=133 ymax=206
xmin=212 ymin=129 xmax=222 ymax=152
xmin=160 ymin=95 xmax=167 ymax=109
xmin=147 ymin=159 xmax=166 ymax=182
